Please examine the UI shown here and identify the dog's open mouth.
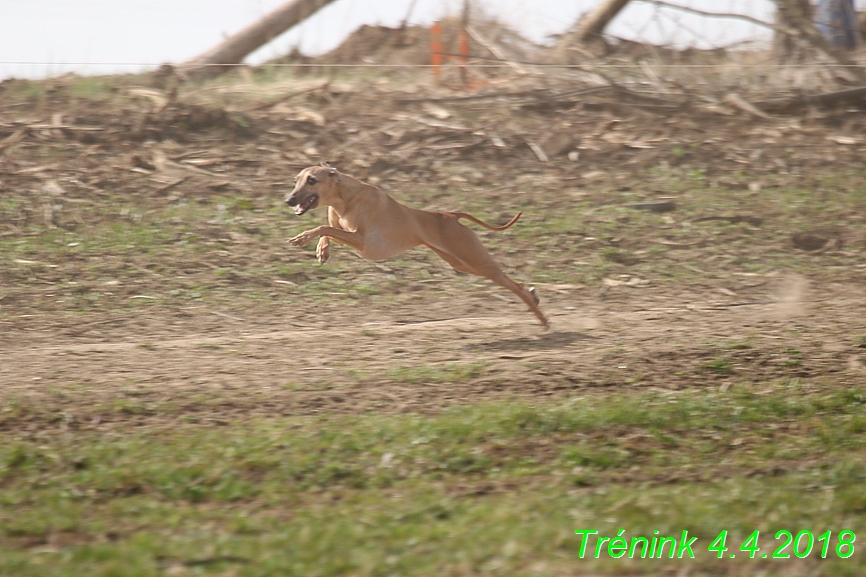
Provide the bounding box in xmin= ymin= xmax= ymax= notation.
xmin=294 ymin=194 xmax=319 ymax=216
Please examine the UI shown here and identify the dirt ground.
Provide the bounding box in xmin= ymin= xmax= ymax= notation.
xmin=1 ymin=55 xmax=866 ymax=432
xmin=2 ymin=279 xmax=866 ymax=428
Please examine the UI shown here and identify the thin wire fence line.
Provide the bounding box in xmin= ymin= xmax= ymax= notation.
xmin=3 ymin=2 xmax=859 ymax=79
xmin=2 ymin=60 xmax=865 ymax=69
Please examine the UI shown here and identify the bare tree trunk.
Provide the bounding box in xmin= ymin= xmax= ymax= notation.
xmin=772 ymin=0 xmax=865 ymax=81
xmin=773 ymin=0 xmax=813 ymax=61
xmin=555 ymin=0 xmax=631 ymax=61
xmin=556 ymin=0 xmax=629 ymax=61
xmin=182 ymin=0 xmax=339 ymax=79
xmin=572 ymin=0 xmax=632 ymax=42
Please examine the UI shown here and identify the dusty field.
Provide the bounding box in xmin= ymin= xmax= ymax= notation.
xmin=2 ymin=279 xmax=866 ymax=428
xmin=2 ymin=69 xmax=865 ymax=425
xmin=1 ymin=64 xmax=866 ymax=575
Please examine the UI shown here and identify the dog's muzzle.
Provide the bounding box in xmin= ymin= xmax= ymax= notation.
xmin=286 ymin=193 xmax=319 ymax=216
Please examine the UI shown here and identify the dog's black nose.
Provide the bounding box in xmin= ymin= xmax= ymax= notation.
xmin=286 ymin=196 xmax=297 ymax=206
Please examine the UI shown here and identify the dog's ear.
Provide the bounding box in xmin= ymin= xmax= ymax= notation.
xmin=322 ymin=161 xmax=340 ymax=181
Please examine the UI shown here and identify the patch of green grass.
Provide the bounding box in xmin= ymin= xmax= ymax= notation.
xmin=68 ymin=76 xmax=119 ymax=100
xmin=779 ymin=348 xmax=803 ymax=367
xmin=4 ymin=156 xmax=865 ymax=316
xmin=0 ymin=386 xmax=865 ymax=575
xmin=722 ymin=340 xmax=753 ymax=350
xmin=383 ymin=362 xmax=487 ymax=384
xmin=2 ymin=80 xmax=47 ymax=100
xmin=701 ymin=357 xmax=733 ymax=375
xmin=600 ymin=247 xmax=639 ymax=266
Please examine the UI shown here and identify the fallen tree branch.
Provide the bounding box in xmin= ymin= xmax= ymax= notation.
xmin=25 ymin=124 xmax=104 ymax=131
xmin=593 ymin=69 xmax=684 ymax=107
xmin=396 ymin=85 xmax=618 ymax=108
xmin=151 ymin=177 xmax=188 ymax=195
xmin=465 ymin=26 xmax=527 ymax=75
xmin=754 ymin=85 xmax=866 ymax=112
xmin=242 ymin=80 xmax=331 ymax=112
xmin=637 ymin=0 xmax=865 ymax=82
xmin=638 ymin=0 xmax=781 ymax=32
xmin=724 ymin=93 xmax=772 ymax=119
xmin=0 ymin=128 xmax=27 ymax=152
xmin=694 ymin=215 xmax=764 ymax=226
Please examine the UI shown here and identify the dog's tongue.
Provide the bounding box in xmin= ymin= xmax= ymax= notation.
xmin=295 ymin=196 xmax=315 ymax=215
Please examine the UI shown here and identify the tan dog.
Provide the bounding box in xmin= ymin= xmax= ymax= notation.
xmin=286 ymin=163 xmax=549 ymax=328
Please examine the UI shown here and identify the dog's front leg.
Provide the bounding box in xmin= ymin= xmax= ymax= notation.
xmin=316 ymin=237 xmax=330 ymax=264
xmin=288 ymin=226 xmax=365 ymax=255
xmin=315 ymin=207 xmax=347 ymax=264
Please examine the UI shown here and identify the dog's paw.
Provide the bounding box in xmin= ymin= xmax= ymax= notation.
xmin=316 ymin=240 xmax=330 ymax=264
xmin=288 ymin=232 xmax=314 ymax=246
xmin=529 ymin=287 xmax=540 ymax=306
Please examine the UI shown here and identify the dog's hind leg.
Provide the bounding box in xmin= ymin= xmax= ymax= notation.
xmin=485 ymin=270 xmax=549 ymax=329
xmin=426 ymin=244 xmax=549 ymax=329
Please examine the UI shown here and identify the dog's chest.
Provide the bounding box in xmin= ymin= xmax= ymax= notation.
xmin=338 ymin=214 xmax=360 ymax=233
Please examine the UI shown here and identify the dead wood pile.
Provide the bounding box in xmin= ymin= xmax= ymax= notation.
xmin=2 ymin=23 xmax=866 ymax=231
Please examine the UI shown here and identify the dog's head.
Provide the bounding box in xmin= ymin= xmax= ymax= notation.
xmin=285 ymin=162 xmax=341 ymax=216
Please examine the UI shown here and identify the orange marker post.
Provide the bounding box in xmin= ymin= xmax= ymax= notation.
xmin=431 ymin=21 xmax=443 ymax=82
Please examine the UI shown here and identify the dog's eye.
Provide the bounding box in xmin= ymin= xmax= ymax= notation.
xmin=307 ymin=176 xmax=317 ymax=185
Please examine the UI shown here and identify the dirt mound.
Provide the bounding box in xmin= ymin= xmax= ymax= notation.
xmin=270 ymin=18 xmax=540 ymax=68
xmin=317 ymin=24 xmax=433 ymax=65
xmin=145 ymin=102 xmax=257 ymax=141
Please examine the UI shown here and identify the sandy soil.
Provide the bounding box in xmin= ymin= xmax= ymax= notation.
xmin=2 ymin=66 xmax=866 ymax=432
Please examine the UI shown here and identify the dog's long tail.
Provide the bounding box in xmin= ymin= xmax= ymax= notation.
xmin=450 ymin=211 xmax=521 ymax=231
